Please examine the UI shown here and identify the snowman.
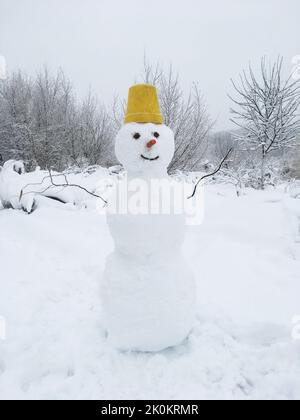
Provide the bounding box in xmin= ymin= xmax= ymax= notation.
xmin=101 ymin=84 xmax=196 ymax=352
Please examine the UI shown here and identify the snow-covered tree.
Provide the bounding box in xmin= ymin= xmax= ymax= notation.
xmin=0 ymin=72 xmax=33 ymax=164
xmin=229 ymin=57 xmax=300 ymax=189
xmin=78 ymin=92 xmax=114 ymax=167
xmin=0 ymin=68 xmax=114 ymax=170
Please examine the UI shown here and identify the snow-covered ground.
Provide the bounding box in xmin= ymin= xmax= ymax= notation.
xmin=0 ymin=184 xmax=300 ymax=400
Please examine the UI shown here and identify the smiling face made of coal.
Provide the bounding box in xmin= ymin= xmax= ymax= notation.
xmin=115 ymin=123 xmax=175 ymax=178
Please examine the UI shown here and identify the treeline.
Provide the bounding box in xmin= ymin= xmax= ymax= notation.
xmin=1 ymin=57 xmax=300 ymax=189
xmin=0 ymin=62 xmax=212 ymax=172
xmin=0 ymin=68 xmax=114 ymax=171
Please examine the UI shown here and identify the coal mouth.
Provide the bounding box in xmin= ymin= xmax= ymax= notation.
xmin=141 ymin=155 xmax=160 ymax=161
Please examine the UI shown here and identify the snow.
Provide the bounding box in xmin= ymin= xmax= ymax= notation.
xmin=0 ymin=160 xmax=34 ymax=212
xmin=0 ymin=161 xmax=111 ymax=213
xmin=0 ymin=183 xmax=300 ymax=399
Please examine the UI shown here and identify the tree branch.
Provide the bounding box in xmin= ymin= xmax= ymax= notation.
xmin=20 ymin=169 xmax=108 ymax=205
xmin=47 ymin=169 xmax=108 ymax=204
xmin=187 ymin=148 xmax=233 ymax=199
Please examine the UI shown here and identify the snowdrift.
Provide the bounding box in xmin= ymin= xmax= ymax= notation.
xmin=0 ymin=160 xmax=113 ymax=213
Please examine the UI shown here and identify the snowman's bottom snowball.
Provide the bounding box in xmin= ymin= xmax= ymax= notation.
xmin=101 ymin=252 xmax=196 ymax=352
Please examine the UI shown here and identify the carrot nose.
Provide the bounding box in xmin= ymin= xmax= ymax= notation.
xmin=146 ymin=139 xmax=157 ymax=149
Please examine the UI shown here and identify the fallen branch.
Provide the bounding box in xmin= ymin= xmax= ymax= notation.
xmin=188 ymin=148 xmax=233 ymax=199
xmin=20 ymin=169 xmax=107 ymax=205
xmin=20 ymin=172 xmax=75 ymax=200
xmin=48 ymin=169 xmax=108 ymax=205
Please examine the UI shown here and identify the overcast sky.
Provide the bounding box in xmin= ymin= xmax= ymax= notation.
xmin=0 ymin=0 xmax=299 ymax=130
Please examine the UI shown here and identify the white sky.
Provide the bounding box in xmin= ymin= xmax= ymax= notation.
xmin=0 ymin=0 xmax=299 ymax=130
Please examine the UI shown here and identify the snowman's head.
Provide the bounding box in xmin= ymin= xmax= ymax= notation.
xmin=115 ymin=122 xmax=175 ymax=177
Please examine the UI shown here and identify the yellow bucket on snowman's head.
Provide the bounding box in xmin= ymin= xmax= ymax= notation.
xmin=124 ymin=84 xmax=164 ymax=125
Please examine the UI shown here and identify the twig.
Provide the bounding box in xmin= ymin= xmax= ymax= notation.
xmin=48 ymin=169 xmax=108 ymax=204
xmin=20 ymin=169 xmax=107 ymax=205
xmin=20 ymin=172 xmax=74 ymax=198
xmin=188 ymin=148 xmax=233 ymax=199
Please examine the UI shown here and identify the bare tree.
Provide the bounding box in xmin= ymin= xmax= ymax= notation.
xmin=140 ymin=59 xmax=213 ymax=172
xmin=32 ymin=67 xmax=75 ymax=170
xmin=0 ymin=71 xmax=33 ymax=163
xmin=78 ymin=92 xmax=114 ymax=167
xmin=0 ymin=68 xmax=115 ymax=170
xmin=229 ymin=57 xmax=300 ymax=189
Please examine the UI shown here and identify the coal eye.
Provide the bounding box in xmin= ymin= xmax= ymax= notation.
xmin=153 ymin=132 xmax=160 ymax=138
xmin=133 ymin=133 xmax=141 ymax=140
